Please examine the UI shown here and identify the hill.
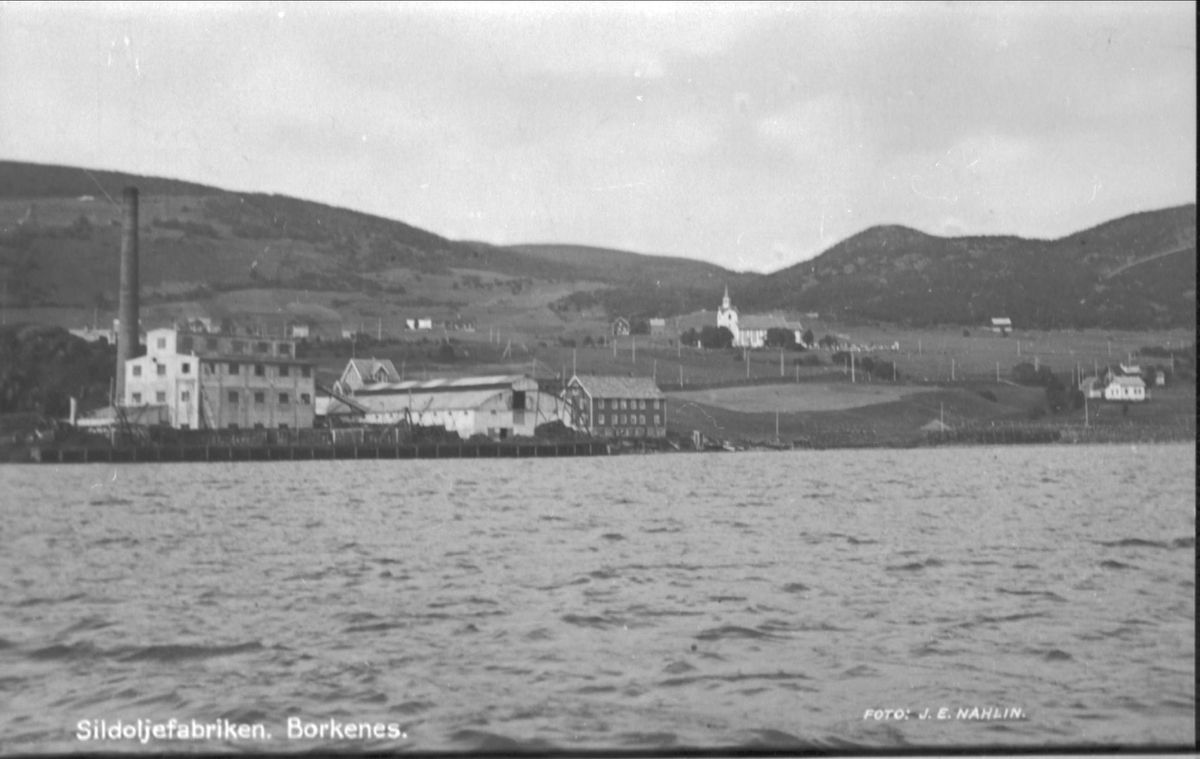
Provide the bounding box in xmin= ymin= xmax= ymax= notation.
xmin=745 ymin=206 xmax=1196 ymax=329
xmin=0 ymin=160 xmax=1194 ymax=330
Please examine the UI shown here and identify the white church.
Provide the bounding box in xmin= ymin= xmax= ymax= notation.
xmin=717 ymin=287 xmax=807 ymax=349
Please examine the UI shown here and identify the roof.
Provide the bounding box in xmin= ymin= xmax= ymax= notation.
xmin=1109 ymin=376 xmax=1145 ymax=388
xmin=569 ymin=375 xmax=665 ymax=400
xmin=355 ymin=389 xmax=505 ymax=413
xmin=991 ymin=317 xmax=1012 ymax=326
xmin=355 ymin=374 xmax=537 ymax=395
xmin=347 ymin=358 xmax=400 ymax=383
xmin=737 ymin=314 xmax=804 ymax=330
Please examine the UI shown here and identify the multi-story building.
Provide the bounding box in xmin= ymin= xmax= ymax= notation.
xmin=122 ymin=327 xmax=316 ymax=429
xmin=563 ymin=375 xmax=666 ymax=438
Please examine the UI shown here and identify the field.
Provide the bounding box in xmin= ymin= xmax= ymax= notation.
xmin=669 ymin=383 xmax=928 ymax=413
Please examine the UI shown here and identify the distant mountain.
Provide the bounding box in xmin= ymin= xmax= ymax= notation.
xmin=742 ymin=205 xmax=1196 ymax=329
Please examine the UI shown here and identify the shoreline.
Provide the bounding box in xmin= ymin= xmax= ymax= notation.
xmin=5 ymin=425 xmax=1194 ymax=464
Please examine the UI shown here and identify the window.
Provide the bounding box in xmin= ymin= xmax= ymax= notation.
xmin=300 ymin=393 xmax=311 ymax=405
xmin=652 ymin=399 xmax=659 ymax=410
xmin=228 ymin=391 xmax=239 ymax=403
xmin=279 ymin=365 xmax=289 ymax=378
xmin=620 ymin=399 xmax=627 ymax=410
xmin=639 ymin=399 xmax=646 ymax=410
xmin=232 ymin=341 xmax=245 ymax=354
xmin=254 ymin=392 xmax=265 ymax=404
xmin=228 ymin=362 xmax=239 ymax=374
xmin=279 ymin=393 xmax=289 ymax=405
xmin=206 ymin=338 xmax=218 ymax=351
xmin=157 ymin=337 xmax=166 ymax=349
xmin=131 ymin=392 xmax=142 ymax=404
xmin=598 ymin=399 xmax=605 ymax=410
xmin=156 ymin=364 xmax=166 ymax=376
xmin=278 ymin=344 xmax=291 ymax=357
xmin=654 ymin=414 xmax=660 ymax=425
xmin=620 ymin=414 xmax=627 ymax=424
xmin=203 ymin=363 xmax=212 ymax=375
xmin=598 ymin=414 xmax=605 ymax=425
xmin=181 ymin=362 xmax=190 ymax=374
xmin=132 ymin=365 xmax=142 ymax=377
xmin=257 ymin=342 xmax=270 ymax=354
xmin=255 ymin=364 xmax=265 ymax=377
xmin=301 ymin=366 xmax=311 ymax=378
xmin=181 ymin=391 xmax=190 ymax=402
xmin=639 ymin=414 xmax=645 ymax=425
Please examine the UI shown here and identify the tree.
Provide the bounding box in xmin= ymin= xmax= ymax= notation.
xmin=699 ymin=325 xmax=734 ymax=349
xmin=630 ymin=317 xmax=650 ymax=336
xmin=802 ymin=328 xmax=815 ymax=348
xmin=680 ymin=328 xmax=700 ymax=347
xmin=765 ymin=327 xmax=795 ymax=349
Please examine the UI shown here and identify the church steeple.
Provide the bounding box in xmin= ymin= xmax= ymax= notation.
xmin=722 ymin=286 xmax=731 ymax=310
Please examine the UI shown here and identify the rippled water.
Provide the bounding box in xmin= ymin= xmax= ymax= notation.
xmin=1 ymin=444 xmax=1194 ymax=753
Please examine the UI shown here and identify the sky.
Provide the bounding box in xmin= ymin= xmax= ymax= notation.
xmin=1 ymin=1 xmax=1195 ymax=272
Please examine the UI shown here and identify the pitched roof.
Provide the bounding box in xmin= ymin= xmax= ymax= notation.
xmin=1109 ymin=376 xmax=1145 ymax=388
xmin=356 ymin=375 xmax=538 ymax=395
xmin=356 ymin=389 xmax=505 ymax=413
xmin=569 ymin=375 xmax=664 ymax=399
xmin=347 ymin=358 xmax=400 ymax=383
xmin=737 ymin=314 xmax=803 ymax=330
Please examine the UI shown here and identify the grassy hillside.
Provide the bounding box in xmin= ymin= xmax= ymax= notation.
xmin=0 ymin=160 xmax=1194 ymax=332
xmin=747 ymin=206 xmax=1196 ymax=329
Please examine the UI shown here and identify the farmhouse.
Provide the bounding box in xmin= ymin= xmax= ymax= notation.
xmin=563 ymin=375 xmax=666 ymax=439
xmin=649 ymin=318 xmax=667 ymax=336
xmin=990 ymin=317 xmax=1012 ymax=335
xmin=122 ymin=326 xmax=316 ymax=429
xmin=612 ymin=317 xmax=631 ymax=337
xmin=347 ymin=375 xmax=563 ymax=439
xmin=1104 ymin=375 xmax=1146 ymax=402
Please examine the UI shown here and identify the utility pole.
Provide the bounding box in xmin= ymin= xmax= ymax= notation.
xmin=951 ymin=358 xmax=955 ymax=381
xmin=745 ymin=350 xmax=750 ymax=379
xmin=632 ymin=336 xmax=636 ymax=364
xmin=653 ymin=359 xmax=657 ymax=383
xmin=850 ymin=352 xmax=855 ymax=383
xmin=679 ymin=365 xmax=683 ymax=388
xmin=573 ymin=349 xmax=577 ymax=377
xmin=779 ymin=348 xmax=784 ymax=378
xmin=996 ymin=361 xmax=1000 ymax=382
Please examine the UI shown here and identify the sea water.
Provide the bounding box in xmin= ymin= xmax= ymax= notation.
xmin=0 ymin=444 xmax=1194 ymax=752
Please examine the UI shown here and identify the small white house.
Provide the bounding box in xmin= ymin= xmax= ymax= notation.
xmin=1104 ymin=375 xmax=1146 ymax=402
xmin=289 ymin=323 xmax=310 ymax=339
xmin=990 ymin=317 xmax=1012 ymax=334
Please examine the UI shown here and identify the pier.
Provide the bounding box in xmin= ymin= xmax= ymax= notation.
xmin=32 ymin=441 xmax=612 ymax=464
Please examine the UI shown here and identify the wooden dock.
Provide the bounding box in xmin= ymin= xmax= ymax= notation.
xmin=32 ymin=441 xmax=612 ymax=464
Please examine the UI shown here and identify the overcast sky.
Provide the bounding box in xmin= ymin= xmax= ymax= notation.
xmin=1 ymin=1 xmax=1195 ymax=271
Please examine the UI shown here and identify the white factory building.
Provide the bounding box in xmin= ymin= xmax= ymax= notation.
xmin=335 ymin=370 xmax=565 ymax=440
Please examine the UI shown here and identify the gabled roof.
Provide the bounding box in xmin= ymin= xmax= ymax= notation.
xmin=345 ymin=358 xmax=400 ymax=384
xmin=737 ymin=314 xmax=804 ymax=331
xmin=991 ymin=317 xmax=1012 ymax=326
xmin=569 ymin=375 xmax=664 ymax=399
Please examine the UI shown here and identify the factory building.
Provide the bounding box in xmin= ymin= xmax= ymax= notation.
xmin=122 ymin=327 xmax=317 ymax=429
xmin=562 ymin=375 xmax=666 ymax=438
xmin=338 ymin=372 xmax=563 ymax=439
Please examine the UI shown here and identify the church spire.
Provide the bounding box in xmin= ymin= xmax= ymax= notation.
xmin=722 ymin=286 xmax=730 ymax=310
